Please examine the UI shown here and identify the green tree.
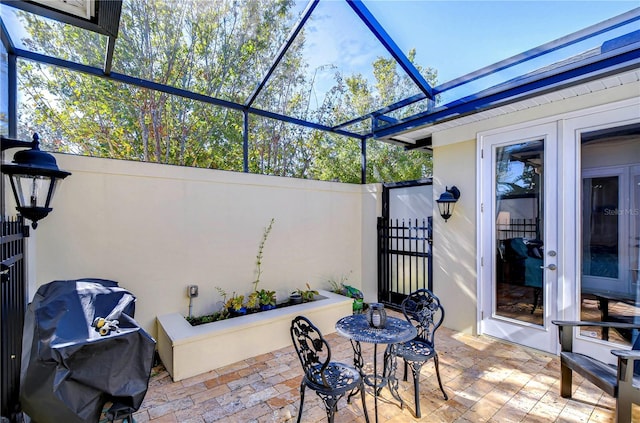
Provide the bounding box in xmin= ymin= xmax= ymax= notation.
xmin=16 ymin=1 xmax=434 ymax=183
xmin=17 ymin=0 xmax=299 ymax=172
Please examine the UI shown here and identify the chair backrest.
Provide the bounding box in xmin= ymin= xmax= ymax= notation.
xmin=401 ymin=289 xmax=445 ymax=346
xmin=290 ymin=315 xmax=331 ymax=387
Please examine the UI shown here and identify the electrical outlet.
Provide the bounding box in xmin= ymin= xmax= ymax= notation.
xmin=187 ymin=285 xmax=199 ymax=298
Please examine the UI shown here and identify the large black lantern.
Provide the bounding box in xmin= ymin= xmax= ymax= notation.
xmin=1 ymin=133 xmax=71 ymax=229
xmin=436 ymin=185 xmax=461 ymax=222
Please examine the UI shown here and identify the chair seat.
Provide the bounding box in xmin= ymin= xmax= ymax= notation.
xmin=395 ymin=339 xmax=436 ymax=362
xmin=305 ymin=362 xmax=361 ymax=394
xmin=560 ymin=351 xmax=640 ymax=397
xmin=291 ymin=316 xmax=370 ymax=423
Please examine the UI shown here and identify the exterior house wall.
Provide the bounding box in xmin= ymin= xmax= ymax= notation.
xmin=30 ymin=155 xmax=379 ymax=337
xmin=429 ymin=79 xmax=640 ymax=335
xmin=432 ymin=140 xmax=478 ymax=334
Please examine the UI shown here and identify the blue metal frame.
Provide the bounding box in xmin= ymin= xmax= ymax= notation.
xmin=1 ymin=19 xmax=17 ymax=138
xmin=431 ymin=8 xmax=640 ymax=95
xmin=245 ymin=0 xmax=319 ymax=108
xmin=243 ymin=111 xmax=249 ymax=173
xmin=361 ymin=137 xmax=367 ymax=184
xmin=0 ymin=15 xmax=14 ymax=54
xmin=2 ymin=2 xmax=639 ymax=153
xmin=347 ymin=0 xmax=434 ymax=99
xmin=373 ymin=46 xmax=640 ymax=139
xmin=12 ymin=48 xmax=363 ymax=140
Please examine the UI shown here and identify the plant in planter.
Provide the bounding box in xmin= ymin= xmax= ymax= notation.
xmin=225 ymin=293 xmax=246 ymax=316
xmin=246 ymin=291 xmax=260 ymax=311
xmin=295 ymin=282 xmax=319 ymax=303
xmin=327 ymin=274 xmax=365 ymax=314
xmin=252 ymin=218 xmax=275 ymax=293
xmin=258 ymin=289 xmax=276 ymax=311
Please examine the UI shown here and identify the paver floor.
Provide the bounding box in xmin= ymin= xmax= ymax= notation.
xmin=132 ymin=312 xmax=638 ymax=422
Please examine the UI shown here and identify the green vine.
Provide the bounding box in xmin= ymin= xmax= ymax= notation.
xmin=252 ymin=218 xmax=275 ymax=292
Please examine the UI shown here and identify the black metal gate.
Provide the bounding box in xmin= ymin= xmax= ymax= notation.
xmin=1 ymin=217 xmax=27 ymax=422
xmin=377 ymin=181 xmax=433 ymax=309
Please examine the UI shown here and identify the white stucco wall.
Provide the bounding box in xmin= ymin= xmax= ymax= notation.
xmin=29 ymin=156 xmax=380 ymax=337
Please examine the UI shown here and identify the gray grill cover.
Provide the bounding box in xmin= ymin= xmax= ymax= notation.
xmin=20 ymin=279 xmax=155 ymax=423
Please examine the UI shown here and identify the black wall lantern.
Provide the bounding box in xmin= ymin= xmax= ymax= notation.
xmin=1 ymin=133 xmax=71 ymax=229
xmin=436 ymin=185 xmax=461 ymax=222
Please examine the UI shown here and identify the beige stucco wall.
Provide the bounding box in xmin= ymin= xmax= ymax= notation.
xmin=432 ymin=140 xmax=477 ymax=334
xmin=29 ymin=156 xmax=380 ymax=338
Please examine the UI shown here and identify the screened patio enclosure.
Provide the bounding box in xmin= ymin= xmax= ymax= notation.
xmin=1 ymin=1 xmax=638 ymax=183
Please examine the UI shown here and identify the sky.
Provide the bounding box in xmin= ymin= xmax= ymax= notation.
xmin=2 ymin=0 xmax=638 ymax=121
xmin=295 ymin=0 xmax=639 ymax=98
xmin=367 ymin=0 xmax=639 ymax=82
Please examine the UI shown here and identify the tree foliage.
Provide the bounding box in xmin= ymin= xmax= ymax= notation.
xmin=16 ymin=0 xmax=433 ymax=183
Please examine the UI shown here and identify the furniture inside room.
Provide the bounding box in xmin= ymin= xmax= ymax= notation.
xmin=498 ymin=237 xmax=544 ymax=312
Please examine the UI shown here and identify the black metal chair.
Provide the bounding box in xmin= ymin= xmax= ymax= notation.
xmin=392 ymin=289 xmax=448 ymax=418
xmin=290 ymin=315 xmax=369 ymax=423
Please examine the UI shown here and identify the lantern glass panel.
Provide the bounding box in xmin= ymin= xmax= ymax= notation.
xmin=11 ymin=174 xmax=56 ymax=209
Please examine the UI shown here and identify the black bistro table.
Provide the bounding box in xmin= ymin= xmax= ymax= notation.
xmin=335 ymin=314 xmax=417 ymax=422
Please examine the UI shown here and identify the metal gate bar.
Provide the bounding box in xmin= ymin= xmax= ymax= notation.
xmin=1 ymin=216 xmax=26 ymax=422
xmin=378 ymin=216 xmax=432 ymax=309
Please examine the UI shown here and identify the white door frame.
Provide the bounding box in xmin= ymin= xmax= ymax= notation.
xmin=560 ymin=100 xmax=640 ymax=364
xmin=477 ymin=97 xmax=640 ymax=360
xmin=478 ymin=121 xmax=559 ymax=354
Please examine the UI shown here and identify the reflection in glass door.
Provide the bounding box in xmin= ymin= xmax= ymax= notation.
xmin=580 ymin=128 xmax=639 ymax=347
xmin=480 ymin=122 xmax=557 ymax=353
xmin=495 ymin=140 xmax=544 ymax=326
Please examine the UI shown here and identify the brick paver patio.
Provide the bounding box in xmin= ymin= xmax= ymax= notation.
xmin=131 ymin=312 xmax=636 ymax=422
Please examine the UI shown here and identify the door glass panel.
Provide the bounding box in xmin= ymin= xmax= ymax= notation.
xmin=580 ymin=130 xmax=639 ymax=346
xmin=495 ymin=139 xmax=544 ymax=326
xmin=582 ymin=176 xmax=619 ymax=279
xmin=633 ymin=174 xmax=640 ymax=289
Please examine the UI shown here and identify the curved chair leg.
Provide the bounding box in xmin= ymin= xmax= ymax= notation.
xmin=403 ymin=359 xmax=409 ymax=381
xmin=326 ymin=402 xmax=337 ymax=423
xmin=296 ymin=382 xmax=306 ymax=423
xmin=359 ymin=381 xmax=371 ymax=423
xmin=319 ymin=394 xmax=340 ymax=423
xmin=409 ymin=362 xmax=423 ymax=418
xmin=434 ymin=354 xmax=448 ymax=400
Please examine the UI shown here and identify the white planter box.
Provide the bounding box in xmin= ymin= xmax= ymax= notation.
xmin=156 ymin=290 xmax=352 ymax=381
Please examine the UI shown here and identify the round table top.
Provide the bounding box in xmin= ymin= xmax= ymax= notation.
xmin=335 ymin=314 xmax=417 ymax=344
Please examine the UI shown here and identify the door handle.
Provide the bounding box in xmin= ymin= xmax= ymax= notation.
xmin=540 ymin=264 xmax=557 ymax=270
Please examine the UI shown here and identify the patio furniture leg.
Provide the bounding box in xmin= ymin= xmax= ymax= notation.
xmin=409 ymin=362 xmax=423 ymax=418
xmin=359 ymin=380 xmax=371 ymax=423
xmin=297 ymin=382 xmax=306 ymax=423
xmin=560 ymin=364 xmax=572 ymax=398
xmin=434 ymin=353 xmax=448 ymax=400
xmin=324 ymin=398 xmax=338 ymax=423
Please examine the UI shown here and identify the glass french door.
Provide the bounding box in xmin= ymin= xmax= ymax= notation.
xmin=578 ymin=129 xmax=640 ymax=351
xmin=480 ymin=122 xmax=559 ymax=353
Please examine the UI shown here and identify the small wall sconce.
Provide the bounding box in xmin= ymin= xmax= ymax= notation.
xmin=1 ymin=133 xmax=71 ymax=229
xmin=436 ymin=185 xmax=461 ymax=222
